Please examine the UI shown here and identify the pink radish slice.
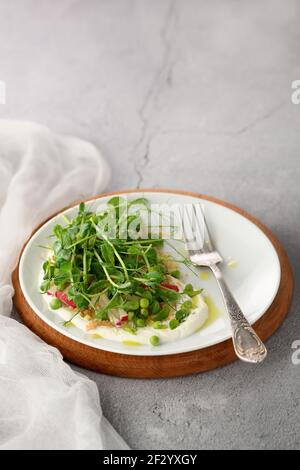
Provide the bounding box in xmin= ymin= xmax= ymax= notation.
xmin=115 ymin=314 xmax=128 ymax=327
xmin=160 ymin=282 xmax=180 ymax=292
xmin=55 ymin=291 xmax=76 ymax=309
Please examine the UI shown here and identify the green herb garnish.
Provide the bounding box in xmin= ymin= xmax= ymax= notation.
xmin=40 ymin=198 xmax=204 ymax=338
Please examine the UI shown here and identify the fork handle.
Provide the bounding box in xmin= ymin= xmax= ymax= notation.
xmin=210 ymin=264 xmax=267 ymax=363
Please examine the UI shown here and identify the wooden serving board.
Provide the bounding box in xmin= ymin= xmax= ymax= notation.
xmin=12 ymin=190 xmax=294 ymax=378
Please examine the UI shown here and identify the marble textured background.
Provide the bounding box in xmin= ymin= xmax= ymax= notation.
xmin=1 ymin=0 xmax=300 ymax=449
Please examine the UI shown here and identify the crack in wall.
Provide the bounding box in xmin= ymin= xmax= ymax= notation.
xmin=131 ymin=101 xmax=284 ymax=178
xmin=232 ymin=102 xmax=284 ymax=135
xmin=133 ymin=1 xmax=283 ymax=188
xmin=156 ymin=102 xmax=285 ymax=139
xmin=133 ymin=0 xmax=177 ymax=188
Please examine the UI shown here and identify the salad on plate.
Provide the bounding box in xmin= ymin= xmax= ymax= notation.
xmin=40 ymin=197 xmax=208 ymax=346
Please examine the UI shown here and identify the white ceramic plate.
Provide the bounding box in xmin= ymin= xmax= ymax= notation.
xmin=19 ymin=191 xmax=281 ymax=356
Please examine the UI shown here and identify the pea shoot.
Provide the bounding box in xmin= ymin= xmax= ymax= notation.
xmin=40 ymin=197 xmax=204 ymax=345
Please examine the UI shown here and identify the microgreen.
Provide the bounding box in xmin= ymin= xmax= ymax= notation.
xmin=40 ymin=197 xmax=203 ymax=333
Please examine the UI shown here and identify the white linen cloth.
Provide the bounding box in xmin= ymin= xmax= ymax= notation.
xmin=0 ymin=120 xmax=128 ymax=450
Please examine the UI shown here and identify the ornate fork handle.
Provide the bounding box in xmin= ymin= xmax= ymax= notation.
xmin=210 ymin=264 xmax=267 ymax=363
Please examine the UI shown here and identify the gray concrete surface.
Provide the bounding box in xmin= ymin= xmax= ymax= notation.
xmin=1 ymin=0 xmax=300 ymax=450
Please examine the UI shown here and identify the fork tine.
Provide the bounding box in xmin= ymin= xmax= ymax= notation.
xmin=181 ymin=203 xmax=222 ymax=265
xmin=193 ymin=204 xmax=214 ymax=251
xmin=192 ymin=205 xmax=206 ymax=250
xmin=181 ymin=204 xmax=204 ymax=252
xmin=181 ymin=205 xmax=194 ymax=246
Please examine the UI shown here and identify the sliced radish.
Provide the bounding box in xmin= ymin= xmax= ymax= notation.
xmin=160 ymin=282 xmax=179 ymax=292
xmin=55 ymin=291 xmax=76 ymax=309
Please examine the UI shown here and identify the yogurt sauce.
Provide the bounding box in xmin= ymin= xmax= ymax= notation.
xmin=44 ymin=292 xmax=208 ymax=345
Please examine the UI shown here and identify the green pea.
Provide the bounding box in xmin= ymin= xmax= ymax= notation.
xmin=153 ymin=321 xmax=163 ymax=329
xmin=181 ymin=300 xmax=193 ymax=311
xmin=169 ymin=319 xmax=179 ymax=330
xmin=175 ymin=309 xmax=187 ymax=321
xmin=150 ymin=335 xmax=160 ymax=346
xmin=153 ymin=305 xmax=169 ymax=321
xmin=136 ymin=318 xmax=145 ymax=327
xmin=123 ymin=300 xmax=139 ymax=311
xmin=40 ymin=280 xmax=50 ymax=293
xmin=140 ymin=298 xmax=149 ymax=309
xmin=151 ymin=300 xmax=160 ymax=315
xmin=127 ymin=311 xmax=135 ymax=321
xmin=140 ymin=308 xmax=149 ymax=318
xmin=50 ymin=298 xmax=62 ymax=310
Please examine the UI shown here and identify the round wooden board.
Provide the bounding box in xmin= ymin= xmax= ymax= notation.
xmin=12 ymin=189 xmax=294 ymax=378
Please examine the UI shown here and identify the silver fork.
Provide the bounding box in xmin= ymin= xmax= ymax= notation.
xmin=181 ymin=204 xmax=267 ymax=364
